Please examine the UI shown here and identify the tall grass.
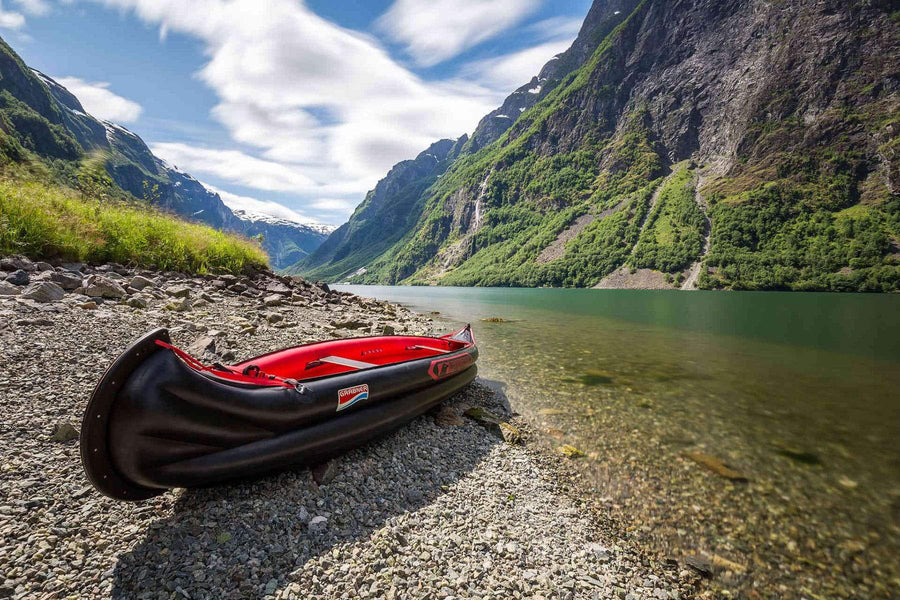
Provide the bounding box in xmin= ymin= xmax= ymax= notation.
xmin=0 ymin=178 xmax=269 ymax=274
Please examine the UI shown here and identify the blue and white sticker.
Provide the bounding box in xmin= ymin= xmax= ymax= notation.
xmin=337 ymin=384 xmax=368 ymax=411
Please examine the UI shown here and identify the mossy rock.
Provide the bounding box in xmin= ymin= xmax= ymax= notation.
xmin=499 ymin=422 xmax=522 ymax=445
xmin=464 ymin=406 xmax=503 ymax=425
xmin=557 ymin=444 xmax=584 ymax=458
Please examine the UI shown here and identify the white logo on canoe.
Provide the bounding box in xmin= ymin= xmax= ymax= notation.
xmin=337 ymin=384 xmax=369 ymax=411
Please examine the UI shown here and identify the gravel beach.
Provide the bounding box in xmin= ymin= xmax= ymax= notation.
xmin=0 ymin=258 xmax=697 ymax=599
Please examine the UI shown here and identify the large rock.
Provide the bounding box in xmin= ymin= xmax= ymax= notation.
xmin=262 ymin=311 xmax=283 ymax=324
xmin=164 ymin=297 xmax=192 ymax=312
xmin=50 ymin=422 xmax=79 ymax=443
xmin=0 ymin=256 xmax=35 ymax=272
xmin=187 ymin=335 xmax=217 ymax=358
xmin=20 ymin=281 xmax=65 ymax=303
xmin=6 ymin=270 xmax=29 ymax=286
xmin=48 ymin=271 xmax=83 ymax=291
xmin=263 ymin=294 xmax=283 ymax=307
xmin=80 ymin=275 xmax=126 ymax=299
xmin=0 ymin=281 xmax=21 ymax=296
xmin=165 ymin=286 xmax=191 ymax=298
xmin=129 ymin=275 xmax=155 ymax=290
xmin=61 ymin=262 xmax=87 ymax=273
xmin=125 ymin=296 xmax=148 ymax=309
xmin=265 ymin=281 xmax=293 ymax=295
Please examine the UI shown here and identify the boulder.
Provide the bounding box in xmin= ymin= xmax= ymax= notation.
xmin=187 ymin=335 xmax=217 ymax=358
xmin=20 ymin=281 xmax=65 ymax=303
xmin=499 ymin=422 xmax=522 ymax=445
xmin=34 ymin=262 xmax=54 ymax=271
xmin=557 ymin=444 xmax=585 ymax=458
xmin=165 ymin=286 xmax=192 ymax=298
xmin=464 ymin=407 xmax=504 ymax=425
xmin=265 ymin=281 xmax=293 ymax=295
xmin=263 ymin=294 xmax=283 ymax=307
xmin=50 ymin=422 xmax=79 ymax=443
xmin=129 ymin=275 xmax=155 ymax=290
xmin=6 ymin=270 xmax=29 ymax=286
xmin=0 ymin=256 xmax=35 ymax=272
xmin=164 ymin=297 xmax=192 ymax=312
xmin=61 ymin=262 xmax=87 ymax=273
xmin=315 ymin=281 xmax=331 ymax=293
xmin=48 ymin=271 xmax=83 ymax=291
xmin=0 ymin=281 xmax=21 ymax=296
xmin=125 ymin=296 xmax=148 ymax=309
xmin=80 ymin=275 xmax=126 ymax=299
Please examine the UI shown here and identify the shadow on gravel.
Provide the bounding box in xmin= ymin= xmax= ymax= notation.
xmin=110 ymin=381 xmax=504 ymax=599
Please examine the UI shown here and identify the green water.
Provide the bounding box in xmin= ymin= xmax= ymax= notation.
xmin=339 ymin=286 xmax=900 ymax=597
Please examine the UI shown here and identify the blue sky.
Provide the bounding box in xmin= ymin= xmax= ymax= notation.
xmin=1 ymin=0 xmax=592 ymax=225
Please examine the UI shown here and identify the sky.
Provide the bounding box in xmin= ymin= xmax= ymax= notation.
xmin=1 ymin=0 xmax=592 ymax=225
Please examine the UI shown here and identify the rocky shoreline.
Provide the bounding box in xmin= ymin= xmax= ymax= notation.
xmin=0 ymin=256 xmax=697 ymax=599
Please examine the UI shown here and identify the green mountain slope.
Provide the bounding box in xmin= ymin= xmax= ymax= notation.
xmin=0 ymin=35 xmax=329 ymax=269
xmin=295 ymin=0 xmax=899 ymax=292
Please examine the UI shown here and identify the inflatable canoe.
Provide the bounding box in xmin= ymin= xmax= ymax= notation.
xmin=80 ymin=325 xmax=477 ymax=500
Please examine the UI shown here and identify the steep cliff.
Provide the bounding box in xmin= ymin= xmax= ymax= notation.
xmin=298 ymin=0 xmax=899 ymax=291
xmin=289 ymin=137 xmax=467 ymax=280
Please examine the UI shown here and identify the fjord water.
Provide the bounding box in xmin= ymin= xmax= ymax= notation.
xmin=339 ymin=286 xmax=900 ymax=594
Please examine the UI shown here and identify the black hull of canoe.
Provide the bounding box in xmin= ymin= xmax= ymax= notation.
xmin=81 ymin=328 xmax=477 ymax=501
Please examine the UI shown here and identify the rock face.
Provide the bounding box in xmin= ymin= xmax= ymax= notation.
xmin=287 ymin=138 xmax=468 ymax=281
xmin=0 ymin=37 xmax=329 ymax=269
xmin=293 ymin=0 xmax=899 ymax=292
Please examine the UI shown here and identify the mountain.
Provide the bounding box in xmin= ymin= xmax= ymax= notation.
xmin=230 ymin=209 xmax=335 ymax=269
xmin=0 ymin=36 xmax=329 ymax=269
xmin=292 ymin=0 xmax=899 ymax=292
xmin=287 ymin=137 xmax=468 ymax=280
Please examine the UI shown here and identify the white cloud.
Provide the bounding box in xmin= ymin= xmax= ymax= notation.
xmin=525 ymin=16 xmax=582 ymax=41
xmin=462 ymin=39 xmax=572 ymax=93
xmin=151 ymin=142 xmax=316 ymax=193
xmin=12 ymin=0 xmax=50 ymax=16
xmin=377 ymin=0 xmax=542 ymax=66
xmin=86 ymin=0 xmax=502 ymax=190
xmin=202 ymin=182 xmax=320 ymax=225
xmin=0 ymin=2 xmax=25 ymax=28
xmin=54 ymin=77 xmax=143 ymax=122
xmin=77 ymin=0 xmax=585 ymax=228
xmin=310 ymin=198 xmax=357 ymax=213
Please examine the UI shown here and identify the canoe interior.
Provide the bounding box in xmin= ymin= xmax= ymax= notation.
xmin=231 ymin=335 xmax=471 ymax=381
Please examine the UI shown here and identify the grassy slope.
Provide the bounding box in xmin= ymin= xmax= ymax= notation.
xmin=0 ymin=157 xmax=268 ymax=275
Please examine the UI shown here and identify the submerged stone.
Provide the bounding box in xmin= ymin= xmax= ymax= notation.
xmin=681 ymin=451 xmax=748 ymax=482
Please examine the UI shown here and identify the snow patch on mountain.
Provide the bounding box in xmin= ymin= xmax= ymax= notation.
xmin=231 ymin=209 xmax=336 ymax=235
